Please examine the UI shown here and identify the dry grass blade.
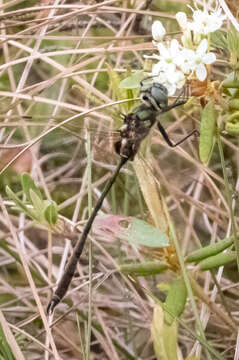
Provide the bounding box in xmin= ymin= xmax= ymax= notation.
xmin=0 ymin=1 xmax=238 ymax=359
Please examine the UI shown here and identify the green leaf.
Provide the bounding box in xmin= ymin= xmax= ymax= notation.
xmin=29 ymin=189 xmax=44 ymax=223
xmin=0 ymin=240 xmax=44 ymax=284
xmin=119 ymin=71 xmax=145 ymax=89
xmin=21 ymin=173 xmax=42 ymax=202
xmin=122 ymin=218 xmax=169 ymax=247
xmin=151 ymin=305 xmax=178 ymax=360
xmin=0 ymin=322 xmax=17 ymax=360
xmin=164 ymin=277 xmax=187 ymax=324
xmin=199 ymin=102 xmax=217 ymax=163
xmin=108 ymin=65 xmax=134 ymax=114
xmin=199 ymin=251 xmax=236 ymax=270
xmin=222 ymin=72 xmax=239 ymax=97
xmin=186 ymin=237 xmax=234 ymax=263
xmin=229 ymin=99 xmax=239 ymax=110
xmin=5 ymin=186 xmax=36 ymax=220
xmin=133 ymin=157 xmax=171 ymax=240
xmin=0 ymin=240 xmax=21 ymax=264
xmin=211 ymin=30 xmax=227 ymax=50
xmin=119 ymin=260 xmax=168 ymax=276
xmin=225 ymin=108 xmax=239 ymax=136
xmin=108 ymin=66 xmax=125 ymax=100
xmin=226 ymin=119 xmax=239 ymax=135
xmin=227 ymin=29 xmax=239 ymax=60
xmin=44 ymin=201 xmax=58 ymax=225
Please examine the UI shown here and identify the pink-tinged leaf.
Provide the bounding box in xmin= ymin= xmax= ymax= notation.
xmin=92 ymin=214 xmax=126 ymax=238
xmin=93 ymin=215 xmax=169 ymax=248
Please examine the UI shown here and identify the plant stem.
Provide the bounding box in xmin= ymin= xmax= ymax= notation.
xmin=86 ymin=132 xmax=93 ymax=360
xmin=164 ymin=201 xmax=212 ymax=360
xmin=217 ymin=131 xmax=239 ymax=272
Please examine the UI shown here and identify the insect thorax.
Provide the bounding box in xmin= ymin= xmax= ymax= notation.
xmin=114 ymin=104 xmax=157 ymax=160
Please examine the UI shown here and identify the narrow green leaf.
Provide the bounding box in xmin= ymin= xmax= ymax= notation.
xmin=227 ymin=29 xmax=239 ymax=59
xmin=164 ymin=277 xmax=187 ymax=325
xmin=5 ymin=186 xmax=36 ymax=220
xmin=229 ymin=99 xmax=239 ymax=110
xmin=133 ymin=156 xmax=171 ymax=241
xmin=0 ymin=240 xmax=45 ymax=284
xmin=226 ymin=121 xmax=239 ymax=135
xmin=186 ymin=237 xmax=234 ymax=263
xmin=222 ymin=80 xmax=239 ymax=89
xmin=222 ymin=72 xmax=239 ymax=97
xmin=0 ymin=323 xmax=17 ymax=360
xmin=122 ymin=218 xmax=169 ymax=247
xmin=21 ymin=173 xmax=42 ymax=202
xmin=44 ymin=201 xmax=58 ymax=225
xmin=225 ymin=110 xmax=239 ymax=135
xmin=151 ymin=305 xmax=178 ymax=360
xmin=199 ymin=251 xmax=236 ymax=271
xmin=162 ymin=320 xmax=178 ymax=360
xmin=0 ymin=240 xmax=21 ymax=264
xmin=199 ymin=102 xmax=217 ymax=163
xmin=29 ymin=189 xmax=44 ymax=223
xmin=119 ymin=260 xmax=168 ymax=276
xmin=211 ymin=30 xmax=227 ymax=50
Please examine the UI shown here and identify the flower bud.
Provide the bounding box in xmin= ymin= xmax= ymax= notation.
xmin=152 ymin=21 xmax=166 ymax=42
xmin=176 ymin=12 xmax=188 ymax=29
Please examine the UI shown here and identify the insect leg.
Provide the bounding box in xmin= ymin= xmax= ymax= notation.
xmin=162 ymin=83 xmax=190 ymax=112
xmin=161 ymin=100 xmax=187 ymax=113
xmin=140 ymin=75 xmax=155 ymax=87
xmin=157 ymin=120 xmax=199 ymax=147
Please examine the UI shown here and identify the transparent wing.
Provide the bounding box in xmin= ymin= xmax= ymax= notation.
xmin=0 ymin=112 xmax=123 ymax=175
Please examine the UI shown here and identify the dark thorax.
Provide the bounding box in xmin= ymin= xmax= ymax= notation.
xmin=114 ymin=103 xmax=157 ymax=161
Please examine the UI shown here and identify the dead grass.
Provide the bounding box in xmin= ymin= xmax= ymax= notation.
xmin=0 ymin=0 xmax=238 ymax=359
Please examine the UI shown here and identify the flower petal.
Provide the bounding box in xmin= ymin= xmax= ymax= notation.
xmin=176 ymin=12 xmax=188 ymax=29
xmin=157 ymin=43 xmax=169 ymax=58
xmin=170 ymin=39 xmax=180 ymax=56
xmin=152 ymin=21 xmax=166 ymax=41
xmin=196 ymin=39 xmax=208 ymax=56
xmin=167 ymin=83 xmax=176 ymax=96
xmin=192 ymin=9 xmax=204 ymax=21
xmin=152 ymin=62 xmax=164 ymax=75
xmin=196 ymin=64 xmax=207 ymax=81
xmin=202 ymin=52 xmax=216 ymax=64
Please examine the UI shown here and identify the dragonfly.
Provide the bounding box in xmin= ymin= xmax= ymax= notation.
xmin=47 ymin=78 xmax=199 ymax=314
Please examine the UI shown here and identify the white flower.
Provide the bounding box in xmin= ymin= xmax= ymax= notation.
xmin=176 ymin=5 xmax=225 ymax=39
xmin=188 ymin=39 xmax=216 ymax=81
xmin=152 ymin=62 xmax=186 ymax=96
xmin=176 ymin=11 xmax=194 ymax=48
xmin=176 ymin=12 xmax=188 ymax=30
xmin=149 ymin=38 xmax=188 ymax=95
xmin=179 ymin=48 xmax=196 ymax=74
xmin=189 ymin=7 xmax=226 ymax=35
xmin=152 ymin=21 xmax=166 ymax=42
xmin=156 ymin=39 xmax=184 ymax=68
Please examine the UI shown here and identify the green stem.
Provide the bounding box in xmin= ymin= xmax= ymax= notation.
xmin=217 ymin=131 xmax=239 ymax=272
xmin=48 ymin=229 xmax=52 ymax=283
xmin=164 ymin=201 xmax=212 ymax=360
xmin=86 ymin=132 xmax=93 ymax=360
xmin=222 ymin=80 xmax=239 ymax=88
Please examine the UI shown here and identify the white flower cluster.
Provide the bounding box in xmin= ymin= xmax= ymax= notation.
xmin=149 ymin=3 xmax=226 ymax=96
